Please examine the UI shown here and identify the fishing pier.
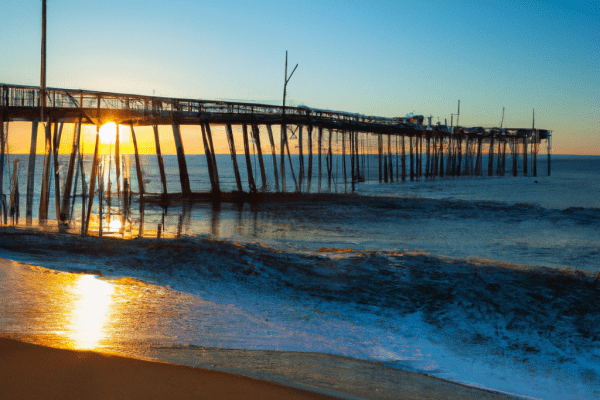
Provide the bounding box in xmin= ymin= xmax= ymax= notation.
xmin=0 ymin=83 xmax=551 ymax=236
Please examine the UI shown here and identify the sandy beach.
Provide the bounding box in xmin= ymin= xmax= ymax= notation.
xmin=0 ymin=337 xmax=517 ymax=400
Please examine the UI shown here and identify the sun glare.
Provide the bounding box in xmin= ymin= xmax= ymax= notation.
xmin=99 ymin=122 xmax=117 ymax=145
xmin=109 ymin=218 xmax=122 ymax=232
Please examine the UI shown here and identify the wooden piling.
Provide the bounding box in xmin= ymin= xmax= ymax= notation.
xmin=266 ymin=125 xmax=279 ymax=191
xmin=200 ymin=123 xmax=216 ymax=193
xmin=298 ymin=125 xmax=304 ymax=190
xmin=284 ymin=131 xmax=298 ymax=191
xmin=378 ymin=134 xmax=382 ymax=182
xmin=318 ymin=127 xmax=322 ymax=192
xmin=60 ymin=118 xmax=81 ymax=224
xmin=280 ymin=124 xmax=286 ymax=191
xmin=0 ymin=120 xmax=5 ymax=224
xmin=401 ymin=135 xmax=406 ymax=181
xmin=26 ymin=121 xmax=38 ymax=224
xmin=410 ymin=135 xmax=414 ymax=181
xmin=225 ymin=124 xmax=243 ymax=193
xmin=204 ymin=122 xmax=220 ymax=193
xmin=350 ymin=132 xmax=355 ymax=192
xmin=252 ymin=124 xmax=267 ymax=191
xmin=202 ymin=123 xmax=221 ymax=195
xmin=327 ymin=129 xmax=333 ymax=190
xmin=79 ymin=140 xmax=87 ymax=236
xmin=488 ymin=136 xmax=495 ymax=176
xmin=342 ymin=131 xmax=347 ymax=192
xmin=10 ymin=159 xmax=19 ymax=225
xmin=457 ymin=135 xmax=463 ymax=176
xmin=52 ymin=122 xmax=63 ymax=223
xmin=84 ymin=130 xmax=100 ymax=236
xmin=388 ymin=134 xmax=393 ymax=182
xmin=38 ymin=121 xmax=53 ymax=221
xmin=129 ymin=123 xmax=145 ymax=196
xmin=354 ymin=132 xmax=360 ymax=182
xmin=115 ymin=123 xmax=121 ymax=200
xmin=153 ymin=125 xmax=168 ymax=197
xmin=242 ymin=124 xmax=256 ymax=193
xmin=307 ymin=125 xmax=313 ymax=193
xmin=98 ymin=158 xmax=104 ymax=238
xmin=522 ymin=136 xmax=528 ymax=177
xmin=425 ymin=136 xmax=431 ymax=179
xmin=512 ymin=138 xmax=518 ymax=177
xmin=171 ymin=121 xmax=191 ymax=195
xmin=439 ymin=136 xmax=444 ymax=178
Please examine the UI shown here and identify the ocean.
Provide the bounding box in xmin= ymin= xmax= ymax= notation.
xmin=0 ymin=153 xmax=599 ymax=399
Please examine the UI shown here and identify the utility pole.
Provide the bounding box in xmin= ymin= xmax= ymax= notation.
xmin=40 ymin=0 xmax=47 ymax=122
xmin=282 ymin=51 xmax=298 ymax=115
xmin=280 ymin=51 xmax=298 ymax=192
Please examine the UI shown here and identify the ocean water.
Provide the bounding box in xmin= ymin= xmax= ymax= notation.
xmin=0 ymin=153 xmax=599 ymax=400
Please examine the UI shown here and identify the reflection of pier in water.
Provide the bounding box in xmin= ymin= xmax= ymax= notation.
xmin=1 ymin=84 xmax=551 ymax=237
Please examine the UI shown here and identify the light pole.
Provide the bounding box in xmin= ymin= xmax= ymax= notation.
xmin=40 ymin=0 xmax=46 ymax=122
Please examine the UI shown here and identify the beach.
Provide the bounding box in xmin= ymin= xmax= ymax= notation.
xmin=1 ymin=337 xmax=517 ymax=399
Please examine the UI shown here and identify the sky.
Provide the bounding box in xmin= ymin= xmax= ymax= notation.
xmin=0 ymin=0 xmax=598 ymax=155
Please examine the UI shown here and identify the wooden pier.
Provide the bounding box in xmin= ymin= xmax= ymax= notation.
xmin=0 ymin=83 xmax=551 ymax=235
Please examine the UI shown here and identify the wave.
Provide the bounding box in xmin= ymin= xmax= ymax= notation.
xmin=1 ymin=231 xmax=598 ymax=359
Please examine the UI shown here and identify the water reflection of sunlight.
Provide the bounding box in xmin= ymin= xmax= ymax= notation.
xmin=70 ymin=275 xmax=115 ymax=350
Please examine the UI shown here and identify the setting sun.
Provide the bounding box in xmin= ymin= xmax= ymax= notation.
xmin=99 ymin=122 xmax=117 ymax=145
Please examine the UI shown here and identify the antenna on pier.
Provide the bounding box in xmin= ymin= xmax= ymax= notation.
xmin=282 ymin=51 xmax=298 ymax=116
xmin=532 ymin=108 xmax=535 ymax=130
xmin=40 ymin=0 xmax=47 ymax=122
xmin=500 ymin=107 xmax=505 ymax=129
xmin=456 ymin=100 xmax=460 ymax=127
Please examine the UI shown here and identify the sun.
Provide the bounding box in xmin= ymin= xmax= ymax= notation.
xmin=99 ymin=122 xmax=117 ymax=145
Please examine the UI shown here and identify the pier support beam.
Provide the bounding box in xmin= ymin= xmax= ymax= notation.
xmin=280 ymin=124 xmax=286 ymax=191
xmin=318 ymin=127 xmax=322 ymax=192
xmin=242 ymin=124 xmax=256 ymax=193
xmin=202 ymin=123 xmax=220 ymax=196
xmin=153 ymin=125 xmax=168 ymax=198
xmin=60 ymin=118 xmax=80 ymax=224
xmin=378 ymin=134 xmax=382 ymax=182
xmin=225 ymin=124 xmax=243 ymax=193
xmin=327 ymin=129 xmax=333 ymax=190
xmin=26 ymin=121 xmax=38 ymax=224
xmin=10 ymin=159 xmax=19 ymax=225
xmin=307 ymin=126 xmax=313 ymax=193
xmin=342 ymin=131 xmax=347 ymax=192
xmin=251 ymin=125 xmax=266 ymax=191
xmin=129 ymin=124 xmax=145 ymax=197
xmin=84 ymin=129 xmax=100 ymax=236
xmin=488 ymin=136 xmax=495 ymax=177
xmin=266 ymin=125 xmax=279 ymax=191
xmin=52 ymin=122 xmax=63 ymax=223
xmin=522 ymin=136 xmax=528 ymax=177
xmin=38 ymin=121 xmax=53 ymax=221
xmin=0 ymin=120 xmax=5 ymax=224
xmin=298 ymin=125 xmax=304 ymax=191
xmin=172 ymin=121 xmax=191 ymax=195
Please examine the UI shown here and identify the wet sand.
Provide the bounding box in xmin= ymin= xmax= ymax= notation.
xmin=0 ymin=338 xmax=515 ymax=400
xmin=0 ymin=338 xmax=340 ymax=400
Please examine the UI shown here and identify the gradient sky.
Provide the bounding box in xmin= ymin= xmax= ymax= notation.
xmin=1 ymin=0 xmax=598 ymax=154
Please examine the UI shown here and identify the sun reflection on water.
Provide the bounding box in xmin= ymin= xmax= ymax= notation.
xmin=69 ymin=275 xmax=115 ymax=350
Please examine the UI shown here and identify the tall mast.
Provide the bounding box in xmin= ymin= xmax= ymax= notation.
xmin=40 ymin=0 xmax=47 ymax=122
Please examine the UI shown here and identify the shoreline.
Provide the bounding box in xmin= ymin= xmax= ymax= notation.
xmin=0 ymin=337 xmax=516 ymax=400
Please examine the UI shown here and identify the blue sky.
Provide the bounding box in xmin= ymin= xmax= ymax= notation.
xmin=1 ymin=0 xmax=598 ymax=154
